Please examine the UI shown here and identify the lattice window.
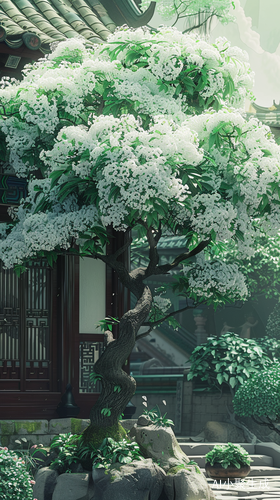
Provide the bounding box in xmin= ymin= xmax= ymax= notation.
xmin=79 ymin=341 xmax=103 ymax=393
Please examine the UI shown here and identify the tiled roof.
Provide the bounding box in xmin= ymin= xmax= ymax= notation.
xmin=0 ymin=0 xmax=155 ymax=52
xmin=247 ymin=101 xmax=280 ymax=128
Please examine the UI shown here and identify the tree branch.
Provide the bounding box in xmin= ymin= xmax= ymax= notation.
xmin=145 ymin=224 xmax=162 ymax=277
xmin=136 ymin=327 xmax=153 ymax=340
xmin=251 ymin=415 xmax=280 ymax=435
xmin=143 ymin=303 xmax=195 ymax=328
xmin=152 ymin=239 xmax=210 ymax=276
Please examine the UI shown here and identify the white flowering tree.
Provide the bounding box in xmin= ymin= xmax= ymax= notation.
xmin=141 ymin=0 xmax=235 ymax=33
xmin=1 ymin=27 xmax=280 ymax=431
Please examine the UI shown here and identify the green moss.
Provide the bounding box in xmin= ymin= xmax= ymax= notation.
xmin=0 ymin=422 xmax=13 ymax=436
xmin=167 ymin=463 xmax=201 ymax=475
xmin=81 ymin=422 xmax=127 ymax=448
xmin=71 ymin=419 xmax=82 ymax=435
xmin=14 ymin=421 xmax=42 ymax=434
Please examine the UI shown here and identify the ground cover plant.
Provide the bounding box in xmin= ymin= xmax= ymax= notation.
xmin=49 ymin=433 xmax=143 ymax=474
xmin=1 ymin=22 xmax=280 ymax=437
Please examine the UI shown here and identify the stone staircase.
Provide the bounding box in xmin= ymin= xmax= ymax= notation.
xmin=177 ymin=440 xmax=280 ymax=500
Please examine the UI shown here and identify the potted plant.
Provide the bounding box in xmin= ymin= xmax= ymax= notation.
xmin=205 ymin=443 xmax=252 ymax=480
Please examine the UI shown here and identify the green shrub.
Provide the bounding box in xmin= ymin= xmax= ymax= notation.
xmin=205 ymin=443 xmax=252 ymax=469
xmin=0 ymin=447 xmax=35 ymax=500
xmin=187 ymin=332 xmax=271 ymax=392
xmin=49 ymin=433 xmax=143 ymax=473
xmin=233 ymin=361 xmax=280 ymax=432
xmin=266 ymin=303 xmax=280 ymax=339
xmin=254 ymin=336 xmax=280 ymax=361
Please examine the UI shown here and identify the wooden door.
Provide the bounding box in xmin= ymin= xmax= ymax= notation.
xmin=0 ymin=260 xmax=58 ymax=392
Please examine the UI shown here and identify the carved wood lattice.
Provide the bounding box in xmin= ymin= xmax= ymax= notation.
xmin=0 ymin=260 xmax=52 ymax=391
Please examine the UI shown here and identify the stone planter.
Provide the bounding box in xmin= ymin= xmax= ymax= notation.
xmin=205 ymin=462 xmax=251 ymax=480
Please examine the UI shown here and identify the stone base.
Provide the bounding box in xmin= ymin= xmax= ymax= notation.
xmin=0 ymin=418 xmax=90 ymax=449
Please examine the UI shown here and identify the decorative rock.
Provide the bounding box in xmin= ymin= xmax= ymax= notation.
xmin=33 ymin=467 xmax=58 ymax=500
xmin=69 ymin=462 xmax=86 ymax=473
xmin=131 ymin=424 xmax=189 ymax=471
xmin=164 ymin=466 xmax=215 ymax=500
xmin=91 ymin=458 xmax=165 ymax=500
xmin=120 ymin=418 xmax=138 ymax=432
xmin=52 ymin=473 xmax=90 ymax=500
xmin=204 ymin=421 xmax=245 ymax=443
xmin=137 ymin=415 xmax=153 ymax=426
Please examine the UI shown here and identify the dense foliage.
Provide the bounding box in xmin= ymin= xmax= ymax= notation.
xmin=233 ymin=362 xmax=280 ymax=434
xmin=49 ymin=433 xmax=143 ymax=474
xmin=0 ymin=447 xmax=34 ymax=500
xmin=1 ymin=26 xmax=280 ymax=426
xmin=205 ymin=443 xmax=252 ymax=469
xmin=266 ymin=303 xmax=280 ymax=339
xmin=187 ymin=332 xmax=271 ymax=391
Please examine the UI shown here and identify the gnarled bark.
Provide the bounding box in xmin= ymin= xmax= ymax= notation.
xmin=89 ymin=285 xmax=152 ymax=428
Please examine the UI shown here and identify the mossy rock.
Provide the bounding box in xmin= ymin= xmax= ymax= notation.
xmin=167 ymin=463 xmax=201 ymax=475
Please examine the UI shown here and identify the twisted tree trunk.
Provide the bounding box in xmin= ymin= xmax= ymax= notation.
xmin=88 ymin=285 xmax=152 ymax=428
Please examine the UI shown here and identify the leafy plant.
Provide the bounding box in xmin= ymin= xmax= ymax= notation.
xmin=205 ymin=443 xmax=252 ymax=469
xmin=49 ymin=433 xmax=81 ymax=474
xmin=13 ymin=437 xmax=47 ymax=474
xmin=187 ymin=332 xmax=271 ymax=392
xmin=233 ymin=361 xmax=280 ymax=435
xmin=142 ymin=396 xmax=174 ymax=427
xmin=0 ymin=446 xmax=35 ymax=500
xmin=49 ymin=433 xmax=143 ymax=473
xmin=89 ymin=437 xmax=143 ymax=470
xmin=254 ymin=336 xmax=280 ymax=361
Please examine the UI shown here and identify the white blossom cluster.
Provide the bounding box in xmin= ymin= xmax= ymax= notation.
xmin=42 ymin=114 xmax=203 ymax=229
xmin=0 ymin=204 xmax=100 ymax=269
xmin=153 ymin=295 xmax=172 ymax=314
xmin=183 ymin=254 xmax=248 ymax=302
xmin=101 ymin=27 xmax=254 ymax=108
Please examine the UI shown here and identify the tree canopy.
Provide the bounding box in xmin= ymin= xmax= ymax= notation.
xmin=1 ymin=26 xmax=280 ymax=426
xmin=1 ymin=28 xmax=277 ymax=301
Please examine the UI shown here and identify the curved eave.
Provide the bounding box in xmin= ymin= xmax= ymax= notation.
xmin=100 ymin=0 xmax=156 ymax=28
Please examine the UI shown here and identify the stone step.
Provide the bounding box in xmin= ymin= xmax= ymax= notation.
xmin=208 ymin=476 xmax=280 ymax=499
xmin=186 ymin=454 xmax=273 ymax=467
xmin=248 ymin=466 xmax=280 ymax=476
